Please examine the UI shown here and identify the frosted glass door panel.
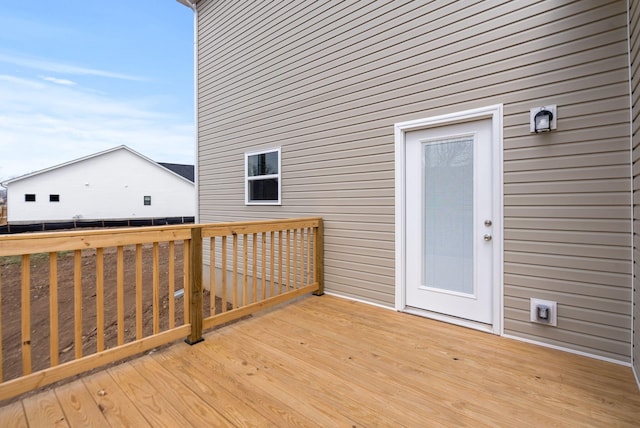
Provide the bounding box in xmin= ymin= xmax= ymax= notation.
xmin=422 ymin=138 xmax=473 ymax=295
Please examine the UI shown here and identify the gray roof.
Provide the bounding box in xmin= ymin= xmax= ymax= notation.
xmin=159 ymin=163 xmax=195 ymax=182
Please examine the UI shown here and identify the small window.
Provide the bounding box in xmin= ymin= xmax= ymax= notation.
xmin=144 ymin=195 xmax=151 ymax=206
xmin=245 ymin=148 xmax=281 ymax=205
xmin=49 ymin=194 xmax=60 ymax=202
xmin=25 ymin=194 xmax=35 ymax=202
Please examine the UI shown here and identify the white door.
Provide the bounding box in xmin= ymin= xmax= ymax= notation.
xmin=405 ymin=118 xmax=494 ymax=324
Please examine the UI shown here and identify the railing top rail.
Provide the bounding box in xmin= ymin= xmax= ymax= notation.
xmin=201 ymin=217 xmax=322 ymax=237
xmin=0 ymin=217 xmax=322 ymax=256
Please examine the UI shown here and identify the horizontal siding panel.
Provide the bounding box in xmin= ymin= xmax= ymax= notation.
xmin=504 ymin=241 xmax=630 ymax=260
xmin=200 ymin=56 xmax=628 ymax=141
xmin=504 ymin=151 xmax=629 ymax=172
xmin=504 ymin=310 xmax=631 ymax=357
xmin=505 ymin=252 xmax=630 ymax=274
xmin=324 ymin=244 xmax=394 ymax=262
xmin=505 ymin=179 xmax=630 ymax=194
xmin=285 ymin=188 xmax=395 ymax=199
xmin=504 ymin=218 xmax=631 ymax=233
xmin=505 ymin=301 xmax=630 ymax=340
xmin=504 ymin=263 xmax=629 ymax=288
xmin=504 ymin=287 xmax=630 ymax=315
xmin=504 ymin=229 xmax=630 ymax=246
xmin=325 ymin=257 xmax=394 ymax=278
xmin=505 ymin=206 xmax=630 ymax=219
xmin=504 ymin=193 xmax=629 ymax=206
xmin=504 ymin=165 xmax=629 ymax=183
xmin=503 ymin=138 xmax=630 ymax=162
xmin=505 ymin=274 xmax=631 ymax=301
xmin=324 ymin=266 xmax=394 ymax=292
xmin=504 ymin=318 xmax=630 ymax=362
xmin=201 ymin=2 xmax=620 ymax=121
xmin=324 ymin=282 xmax=395 ymax=307
xmin=504 ymin=123 xmax=630 ymax=151
xmin=326 ymin=250 xmax=395 ymax=270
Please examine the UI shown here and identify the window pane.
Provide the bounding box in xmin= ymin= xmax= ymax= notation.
xmin=249 ymin=179 xmax=278 ymax=201
xmin=50 ymin=194 xmax=60 ymax=202
xmin=144 ymin=195 xmax=151 ymax=205
xmin=248 ymin=151 xmax=278 ymax=177
xmin=25 ymin=194 xmax=35 ymax=202
xmin=423 ymin=138 xmax=473 ymax=294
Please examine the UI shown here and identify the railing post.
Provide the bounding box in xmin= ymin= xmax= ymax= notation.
xmin=185 ymin=226 xmax=204 ymax=345
xmin=313 ymin=219 xmax=324 ymax=296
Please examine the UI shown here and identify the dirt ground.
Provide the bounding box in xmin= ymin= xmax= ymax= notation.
xmin=0 ymin=241 xmax=226 ymax=382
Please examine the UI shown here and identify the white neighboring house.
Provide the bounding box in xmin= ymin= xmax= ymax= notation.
xmin=0 ymin=146 xmax=195 ymax=224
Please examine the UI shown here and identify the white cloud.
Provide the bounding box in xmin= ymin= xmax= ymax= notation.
xmin=0 ymin=52 xmax=143 ymax=81
xmin=0 ymin=74 xmax=193 ymax=182
xmin=41 ymin=76 xmax=76 ymax=86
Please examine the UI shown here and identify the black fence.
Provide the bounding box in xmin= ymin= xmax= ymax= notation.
xmin=0 ymin=217 xmax=195 ymax=235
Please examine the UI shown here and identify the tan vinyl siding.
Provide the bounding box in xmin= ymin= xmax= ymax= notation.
xmin=630 ymin=0 xmax=640 ymax=378
xmin=196 ymin=0 xmax=632 ymax=360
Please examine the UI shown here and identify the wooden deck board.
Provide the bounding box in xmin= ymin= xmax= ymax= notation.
xmin=55 ymin=379 xmax=110 ymax=428
xmin=0 ymin=401 xmax=27 ymax=428
xmin=22 ymin=388 xmax=69 ymax=427
xmin=0 ymin=294 xmax=638 ymax=427
xmin=81 ymin=368 xmax=152 ymax=427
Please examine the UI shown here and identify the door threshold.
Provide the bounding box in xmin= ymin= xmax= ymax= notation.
xmin=402 ymin=306 xmax=496 ymax=334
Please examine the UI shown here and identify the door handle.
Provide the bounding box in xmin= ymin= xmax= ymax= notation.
xmin=483 ymin=234 xmax=492 ymax=241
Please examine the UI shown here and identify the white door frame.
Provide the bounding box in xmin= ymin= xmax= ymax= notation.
xmin=394 ymin=104 xmax=504 ymax=334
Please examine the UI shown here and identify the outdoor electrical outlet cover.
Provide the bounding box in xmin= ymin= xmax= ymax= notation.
xmin=530 ymin=298 xmax=557 ymax=326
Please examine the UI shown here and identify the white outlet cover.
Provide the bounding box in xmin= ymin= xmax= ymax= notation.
xmin=530 ymin=298 xmax=557 ymax=326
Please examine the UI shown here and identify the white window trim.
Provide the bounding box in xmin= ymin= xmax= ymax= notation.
xmin=245 ymin=147 xmax=282 ymax=205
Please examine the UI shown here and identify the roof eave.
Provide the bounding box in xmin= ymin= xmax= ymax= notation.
xmin=176 ymin=0 xmax=197 ymax=9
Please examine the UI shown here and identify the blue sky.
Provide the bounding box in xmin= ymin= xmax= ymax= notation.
xmin=0 ymin=0 xmax=194 ymax=182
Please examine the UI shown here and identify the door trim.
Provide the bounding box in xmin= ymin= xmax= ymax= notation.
xmin=394 ymin=104 xmax=504 ymax=334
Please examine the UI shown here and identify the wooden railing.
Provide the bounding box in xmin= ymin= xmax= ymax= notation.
xmin=0 ymin=217 xmax=323 ymax=401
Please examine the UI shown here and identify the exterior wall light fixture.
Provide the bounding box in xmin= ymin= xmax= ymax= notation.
xmin=530 ymin=105 xmax=557 ymax=133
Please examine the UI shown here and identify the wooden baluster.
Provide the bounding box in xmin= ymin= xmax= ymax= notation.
xmin=233 ymin=233 xmax=238 ymax=309
xmin=242 ymin=234 xmax=248 ymax=306
xmin=168 ymin=241 xmax=176 ymax=328
xmin=117 ymin=246 xmax=125 ymax=345
xmin=135 ymin=244 xmax=143 ymax=340
xmin=152 ymin=242 xmax=160 ymax=335
xmin=313 ymin=220 xmax=324 ymax=296
xmin=270 ymin=231 xmax=275 ymax=297
xmin=21 ymin=254 xmax=31 ymax=375
xmin=306 ymin=227 xmax=311 ymax=286
xmin=278 ymin=230 xmax=283 ymax=295
xmin=261 ymin=232 xmax=267 ymax=300
xmin=96 ymin=247 xmax=105 ymax=352
xmin=286 ymin=230 xmax=291 ymax=292
xmin=49 ymin=252 xmax=59 ymax=367
xmin=210 ymin=237 xmax=216 ymax=315
xmin=184 ymin=239 xmax=190 ymax=324
xmin=252 ymin=232 xmax=257 ymax=303
xmin=74 ymin=250 xmax=82 ymax=359
xmin=293 ymin=229 xmax=298 ymax=290
xmin=221 ymin=235 xmax=227 ymax=313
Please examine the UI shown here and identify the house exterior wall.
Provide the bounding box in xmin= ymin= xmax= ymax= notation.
xmin=196 ymin=0 xmax=632 ymax=361
xmin=5 ymin=148 xmax=195 ymax=223
xmin=630 ymin=0 xmax=640 ymax=382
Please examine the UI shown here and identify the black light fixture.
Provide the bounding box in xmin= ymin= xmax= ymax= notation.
xmin=534 ymin=109 xmax=553 ymax=132
xmin=530 ymin=105 xmax=557 ymax=133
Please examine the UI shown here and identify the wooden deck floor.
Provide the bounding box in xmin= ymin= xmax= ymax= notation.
xmin=1 ymin=294 xmax=639 ymax=427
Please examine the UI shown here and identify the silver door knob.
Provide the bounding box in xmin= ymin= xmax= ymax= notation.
xmin=484 ymin=220 xmax=492 ymax=226
xmin=483 ymin=234 xmax=492 ymax=241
